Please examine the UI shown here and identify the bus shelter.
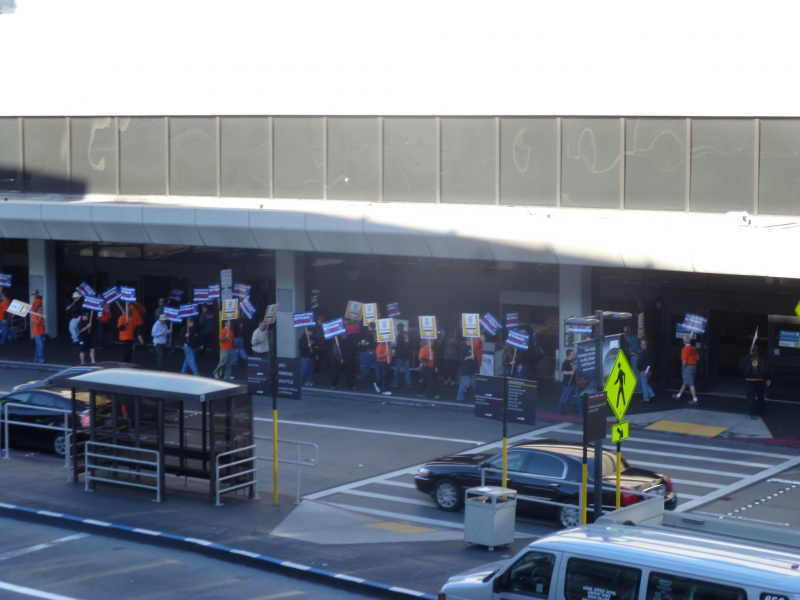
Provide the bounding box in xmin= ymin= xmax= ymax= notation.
xmin=67 ymin=368 xmax=255 ymax=503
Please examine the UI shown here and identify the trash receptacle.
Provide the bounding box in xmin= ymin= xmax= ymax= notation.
xmin=463 ymin=486 xmax=516 ymax=550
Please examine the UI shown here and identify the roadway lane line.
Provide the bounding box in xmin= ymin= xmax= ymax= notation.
xmin=342 ymin=490 xmax=437 ymax=507
xmin=0 ymin=533 xmax=88 ymax=563
xmin=627 ymin=461 xmax=747 ymax=478
xmin=254 ymin=417 xmax=486 ymax=445
xmin=0 ymin=580 xmax=83 ymax=600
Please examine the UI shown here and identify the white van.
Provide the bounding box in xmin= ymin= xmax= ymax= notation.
xmin=439 ymin=524 xmax=800 ymax=600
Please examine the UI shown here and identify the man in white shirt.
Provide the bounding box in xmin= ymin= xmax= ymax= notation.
xmin=251 ymin=321 xmax=270 ymax=357
xmin=151 ymin=314 xmax=170 ymax=371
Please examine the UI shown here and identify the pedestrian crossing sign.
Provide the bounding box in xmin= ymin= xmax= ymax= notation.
xmin=612 ymin=421 xmax=629 ymax=443
xmin=603 ymin=350 xmax=636 ymax=422
xmin=795 ymin=300 xmax=800 ymax=320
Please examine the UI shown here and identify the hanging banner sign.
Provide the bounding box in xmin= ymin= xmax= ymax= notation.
xmin=387 ymin=302 xmax=401 ymax=318
xmin=505 ymin=312 xmax=519 ymax=328
xmin=479 ymin=312 xmax=501 ymax=336
xmin=220 ymin=269 xmax=233 ymax=301
xmin=240 ymin=297 xmax=256 ymax=319
xmin=120 ymin=286 xmax=137 ymax=303
xmin=102 ymin=286 xmax=121 ymax=304
xmin=675 ymin=323 xmax=697 ymax=340
xmin=193 ymin=287 xmax=210 ymax=303
xmin=507 ymin=329 xmax=530 ymax=351
xmin=222 ymin=298 xmax=239 ymax=320
xmin=7 ymin=299 xmax=31 ymax=318
xmin=207 ymin=284 xmax=220 ymax=301
xmin=293 ymin=311 xmax=315 ymax=328
xmin=167 ymin=289 xmax=184 ymax=302
xmin=568 ymin=324 xmax=593 ymax=334
xmin=323 ymin=318 xmax=346 ymax=339
xmin=419 ymin=316 xmax=438 ymax=340
xmin=576 ymin=339 xmax=598 ymax=396
xmin=362 ymin=303 xmax=378 ymax=326
xmin=264 ymin=304 xmax=278 ymax=324
xmin=76 ymin=282 xmax=96 ymax=297
xmin=164 ymin=306 xmax=182 ymax=323
xmin=311 ymin=294 xmax=319 ymax=309
xmin=179 ymin=303 xmax=199 ymax=319
xmin=682 ymin=312 xmax=707 ymax=334
xmin=461 ymin=313 xmax=480 ymax=338
xmin=345 ymin=301 xmax=362 ymax=321
xmin=82 ymin=296 xmax=105 ymax=313
xmin=233 ymin=283 xmax=251 ymax=299
xmin=376 ymin=318 xmax=395 ymax=343
xmin=0 ymin=273 xmax=12 ymax=287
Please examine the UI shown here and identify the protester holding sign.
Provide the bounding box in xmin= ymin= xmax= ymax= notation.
xmin=330 ymin=330 xmax=355 ymax=391
xmin=179 ymin=317 xmax=200 ymax=375
xmin=151 ymin=314 xmax=170 ymax=371
xmin=251 ymin=321 xmax=270 ymax=357
xmin=391 ymin=322 xmax=412 ymax=389
xmin=197 ymin=304 xmax=216 ymax=358
xmin=31 ymin=306 xmax=46 ymax=363
xmin=557 ymin=349 xmax=582 ymax=415
xmin=117 ymin=310 xmax=136 ymax=363
xmin=298 ymin=327 xmax=315 ymax=387
xmin=357 ymin=322 xmax=379 ymax=388
xmin=0 ymin=292 xmax=10 ymax=345
xmin=456 ymin=335 xmax=478 ymax=402
xmin=416 ymin=341 xmax=440 ymax=400
xmin=673 ymin=335 xmax=699 ymax=405
xmin=375 ymin=338 xmax=393 ymax=396
xmin=97 ymin=301 xmax=112 ymax=349
xmin=231 ymin=313 xmax=250 ymax=367
xmin=78 ymin=313 xmax=96 ymax=365
xmin=442 ymin=327 xmax=460 ymax=387
xmin=214 ymin=321 xmax=235 ymax=380
xmin=66 ymin=292 xmax=82 ymax=344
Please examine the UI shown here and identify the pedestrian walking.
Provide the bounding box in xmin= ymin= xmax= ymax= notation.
xmin=151 ymin=314 xmax=170 ymax=371
xmin=557 ymin=349 xmax=582 ymax=415
xmin=391 ymin=322 xmax=412 ymax=388
xmin=230 ymin=313 xmax=250 ymax=367
xmin=250 ymin=321 xmax=270 ymax=357
xmin=738 ymin=347 xmax=771 ymax=419
xmin=298 ymin=327 xmax=315 ymax=386
xmin=637 ymin=336 xmax=655 ymax=402
xmin=501 ymin=342 xmax=515 ymax=376
xmin=330 ymin=333 xmax=354 ymax=390
xmin=97 ymin=301 xmax=111 ymax=348
xmin=66 ymin=292 xmax=82 ymax=344
xmin=214 ymin=320 xmax=235 ymax=380
xmin=179 ymin=317 xmax=200 ymax=375
xmin=456 ymin=336 xmax=478 ymax=402
xmin=673 ymin=335 xmax=699 ymax=405
xmin=416 ymin=341 xmax=440 ymax=400
xmin=131 ymin=302 xmax=146 ymax=347
xmin=78 ymin=313 xmax=96 ymax=365
xmin=31 ymin=306 xmax=46 ymax=363
xmin=442 ymin=327 xmax=460 ymax=386
xmin=357 ymin=322 xmax=378 ymax=387
xmin=197 ymin=304 xmax=216 ymax=358
xmin=31 ymin=289 xmax=42 ymax=314
xmin=375 ymin=338 xmax=393 ymax=396
xmin=0 ymin=292 xmax=11 ymax=345
xmin=117 ymin=309 xmax=135 ymax=363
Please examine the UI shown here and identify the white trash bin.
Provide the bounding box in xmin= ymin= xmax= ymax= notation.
xmin=463 ymin=486 xmax=516 ymax=551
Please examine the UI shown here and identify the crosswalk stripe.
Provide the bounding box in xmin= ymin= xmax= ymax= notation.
xmin=668 ymin=478 xmax=724 ymax=489
xmin=375 ymin=480 xmax=416 ymax=489
xmin=615 ymin=448 xmax=773 ymax=468
xmin=342 ymin=490 xmax=437 ymax=507
xmin=629 ymin=461 xmax=746 ymax=478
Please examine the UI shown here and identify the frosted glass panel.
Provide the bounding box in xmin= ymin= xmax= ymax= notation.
xmin=71 ymin=117 xmax=116 ymax=195
xmin=625 ymin=119 xmax=686 ymax=211
xmin=327 ymin=117 xmax=379 ymax=201
xmin=220 ymin=117 xmax=270 ymax=198
xmin=759 ymin=120 xmax=800 ymax=216
xmin=273 ymin=117 xmax=323 ymax=199
xmin=23 ymin=118 xmax=69 ymax=193
xmin=0 ymin=118 xmax=21 ymax=192
xmin=499 ymin=118 xmax=557 ymax=206
xmin=169 ymin=117 xmax=217 ymax=196
xmin=119 ymin=117 xmax=166 ymax=195
xmin=690 ymin=119 xmax=754 ymax=213
xmin=383 ymin=117 xmax=436 ymax=203
xmin=561 ymin=118 xmax=621 ymax=208
xmin=441 ymin=118 xmax=495 ymax=204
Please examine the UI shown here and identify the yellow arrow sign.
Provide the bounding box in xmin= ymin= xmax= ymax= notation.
xmin=612 ymin=421 xmax=629 ymax=443
xmin=603 ymin=349 xmax=637 ymax=422
xmin=795 ymin=300 xmax=800 ymax=320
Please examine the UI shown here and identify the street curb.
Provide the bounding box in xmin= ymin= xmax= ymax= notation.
xmin=0 ymin=502 xmax=437 ymax=600
xmin=0 ymin=360 xmax=69 ymax=373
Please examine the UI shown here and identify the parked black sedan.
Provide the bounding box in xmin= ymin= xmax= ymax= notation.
xmin=414 ymin=440 xmax=677 ymax=528
xmin=11 ymin=362 xmax=138 ymax=393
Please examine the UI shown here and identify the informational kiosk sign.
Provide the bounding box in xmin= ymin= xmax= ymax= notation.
xmin=247 ymin=356 xmax=302 ymax=400
xmin=474 ymin=375 xmax=536 ymax=425
xmin=583 ymin=391 xmax=607 ymax=444
xmin=474 ymin=375 xmax=504 ymax=420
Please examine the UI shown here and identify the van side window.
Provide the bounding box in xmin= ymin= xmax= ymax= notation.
xmin=647 ymin=572 xmax=745 ymax=600
xmin=506 ymin=551 xmax=556 ymax=597
xmin=565 ymin=558 xmax=641 ymax=600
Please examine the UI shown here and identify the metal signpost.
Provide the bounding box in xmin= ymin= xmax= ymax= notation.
xmin=603 ymin=349 xmax=635 ymax=508
xmin=581 ymin=391 xmax=607 ymax=524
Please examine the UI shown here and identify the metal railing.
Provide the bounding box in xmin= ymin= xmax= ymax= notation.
xmin=255 ymin=436 xmax=318 ymax=505
xmin=215 ymin=444 xmax=258 ymax=506
xmin=85 ymin=441 xmax=161 ymax=502
xmin=2 ymin=402 xmax=71 ymax=470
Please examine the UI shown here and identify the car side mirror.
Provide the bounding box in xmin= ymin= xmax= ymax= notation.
xmin=492 ymin=573 xmax=506 ymax=593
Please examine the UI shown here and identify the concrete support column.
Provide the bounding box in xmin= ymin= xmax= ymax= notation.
xmin=275 ymin=250 xmax=305 ymax=358
xmin=558 ymin=264 xmax=591 ymax=367
xmin=28 ymin=239 xmax=58 ymax=338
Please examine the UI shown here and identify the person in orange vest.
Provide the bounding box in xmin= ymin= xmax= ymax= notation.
xmin=375 ymin=338 xmax=393 ymax=396
xmin=97 ymin=301 xmax=111 ymax=348
xmin=416 ymin=341 xmax=441 ymax=400
xmin=131 ymin=302 xmax=146 ymax=346
xmin=31 ymin=289 xmax=42 ymax=314
xmin=31 ymin=305 xmax=46 ymax=363
xmin=117 ymin=310 xmax=136 ymax=363
xmin=215 ymin=320 xmax=235 ymax=380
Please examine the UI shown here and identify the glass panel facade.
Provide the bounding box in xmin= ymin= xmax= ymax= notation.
xmin=0 ymin=118 xmax=21 ymax=192
xmin=759 ymin=119 xmax=800 ymax=216
xmin=327 ymin=117 xmax=379 ymax=201
xmin=169 ymin=117 xmax=217 ymax=196
xmin=23 ymin=118 xmax=69 ymax=193
xmin=119 ymin=117 xmax=166 ymax=195
xmin=383 ymin=117 xmax=436 ymax=202
xmin=441 ymin=118 xmax=496 ymax=204
xmin=690 ymin=119 xmax=755 ymax=213
xmin=500 ymin=118 xmax=557 ymax=206
xmin=70 ymin=117 xmax=117 ymax=195
xmin=273 ymin=117 xmax=323 ymax=199
xmin=561 ymin=118 xmax=621 ymax=208
xmin=220 ymin=117 xmax=270 ymax=198
xmin=625 ymin=118 xmax=686 ymax=211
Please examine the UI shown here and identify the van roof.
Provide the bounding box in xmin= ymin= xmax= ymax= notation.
xmin=532 ymin=525 xmax=800 ymax=591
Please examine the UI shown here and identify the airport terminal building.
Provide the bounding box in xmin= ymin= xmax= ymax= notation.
xmin=1 ymin=1 xmax=800 ymax=395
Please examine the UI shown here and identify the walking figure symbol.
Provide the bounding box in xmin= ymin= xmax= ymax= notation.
xmin=614 ymin=365 xmax=625 ymax=407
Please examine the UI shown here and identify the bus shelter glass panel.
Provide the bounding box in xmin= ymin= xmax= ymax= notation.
xmin=690 ymin=119 xmax=755 ymax=213
xmin=169 ymin=117 xmax=217 ymax=197
xmin=625 ymin=118 xmax=687 ymax=211
xmin=561 ymin=118 xmax=621 ymax=208
xmin=220 ymin=117 xmax=270 ymax=198
xmin=327 ymin=117 xmax=379 ymax=201
xmin=273 ymin=117 xmax=323 ymax=199
xmin=382 ymin=117 xmax=437 ymax=203
xmin=0 ymin=118 xmax=22 ymax=192
xmin=441 ymin=118 xmax=496 ymax=205
xmin=23 ymin=118 xmax=70 ymax=194
xmin=759 ymin=119 xmax=800 ymax=216
xmin=500 ymin=117 xmax=557 ymax=206
xmin=119 ymin=118 xmax=166 ymax=195
xmin=71 ymin=118 xmax=117 ymax=195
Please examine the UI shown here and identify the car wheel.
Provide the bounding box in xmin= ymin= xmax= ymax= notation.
xmin=52 ymin=433 xmax=66 ymax=457
xmin=558 ymin=503 xmax=580 ymax=529
xmin=434 ymin=479 xmax=462 ymax=512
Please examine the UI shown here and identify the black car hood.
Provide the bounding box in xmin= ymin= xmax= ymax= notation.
xmin=425 ymin=453 xmax=491 ymax=467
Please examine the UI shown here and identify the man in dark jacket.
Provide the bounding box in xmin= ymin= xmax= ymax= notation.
xmin=330 ymin=333 xmax=354 ymax=390
xmin=391 ymin=322 xmax=413 ymax=388
xmin=298 ymin=328 xmax=315 ymax=387
xmin=738 ymin=347 xmax=771 ymax=419
xmin=456 ymin=336 xmax=478 ymax=402
xmin=637 ymin=336 xmax=655 ymax=402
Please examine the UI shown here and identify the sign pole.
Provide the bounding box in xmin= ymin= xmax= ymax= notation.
xmin=502 ymin=374 xmax=508 ymax=488
xmin=271 ymin=322 xmax=279 ymax=506
xmin=593 ymin=309 xmax=604 ymax=523
xmin=581 ymin=393 xmax=588 ymax=525
xmin=616 ymin=440 xmax=622 ymax=509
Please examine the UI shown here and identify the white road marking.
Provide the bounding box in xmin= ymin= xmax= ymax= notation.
xmin=342 ymin=489 xmax=437 ymax=507
xmin=768 ymin=478 xmax=800 ymax=485
xmin=0 ymin=533 xmax=88 ymax=563
xmin=612 ymin=448 xmax=773 ymax=469
xmin=627 ymin=461 xmax=746 ymax=478
xmin=375 ymin=480 xmax=416 ymax=489
xmin=0 ymin=581 xmax=82 ymax=600
xmin=669 ymin=478 xmax=724 ymax=489
xmin=254 ymin=417 xmax=486 ymax=445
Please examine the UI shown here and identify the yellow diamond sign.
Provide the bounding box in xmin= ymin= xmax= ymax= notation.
xmin=795 ymin=300 xmax=800 ymax=320
xmin=604 ymin=350 xmax=636 ymax=422
xmin=612 ymin=421 xmax=629 ymax=443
